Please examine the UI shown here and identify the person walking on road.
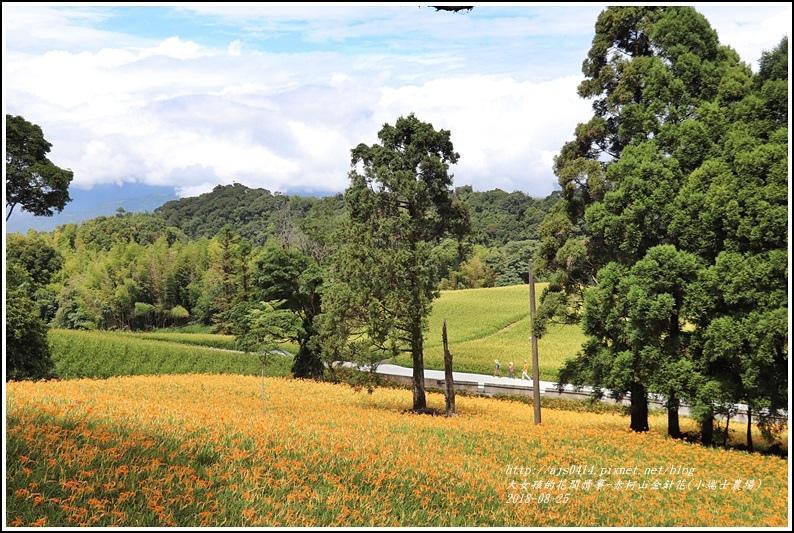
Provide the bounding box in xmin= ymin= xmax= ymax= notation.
xmin=494 ymin=360 xmax=502 ymax=377
xmin=521 ymin=360 xmax=530 ymax=380
xmin=509 ymin=362 xmax=515 ymax=379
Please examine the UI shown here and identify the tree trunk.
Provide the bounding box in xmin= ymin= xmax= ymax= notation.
xmin=701 ymin=410 xmax=714 ymax=445
xmin=411 ymin=322 xmax=427 ymax=411
xmin=667 ymin=395 xmax=680 ymax=438
xmin=528 ymin=259 xmax=541 ymax=425
xmin=261 ymin=360 xmax=266 ymax=414
xmin=723 ymin=414 xmax=731 ymax=448
xmin=630 ymin=381 xmax=649 ymax=432
xmin=443 ymin=319 xmax=455 ymax=416
xmin=746 ymin=408 xmax=753 ymax=452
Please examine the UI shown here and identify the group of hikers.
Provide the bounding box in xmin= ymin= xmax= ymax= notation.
xmin=493 ymin=360 xmax=530 ymax=379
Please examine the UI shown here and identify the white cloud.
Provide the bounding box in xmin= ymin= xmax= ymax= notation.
xmin=140 ymin=36 xmax=209 ymax=61
xmin=330 ymin=73 xmax=351 ymax=85
xmin=1 ymin=4 xmax=135 ymax=53
xmin=228 ymin=40 xmax=242 ymax=57
xmin=4 ymin=3 xmax=788 ymax=203
xmin=695 ymin=4 xmax=791 ymax=70
xmin=377 ymin=75 xmax=592 ymax=192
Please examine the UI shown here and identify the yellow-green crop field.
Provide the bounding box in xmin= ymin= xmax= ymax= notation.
xmin=47 ymin=329 xmax=293 ymax=379
xmin=117 ymin=331 xmax=239 ymax=350
xmin=6 ymin=374 xmax=789 ymax=527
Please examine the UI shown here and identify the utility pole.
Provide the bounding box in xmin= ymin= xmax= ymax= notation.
xmin=529 ymin=259 xmax=541 ymax=424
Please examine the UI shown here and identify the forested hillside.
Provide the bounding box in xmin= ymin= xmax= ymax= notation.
xmin=149 ymin=183 xmax=560 ymax=288
xmin=153 ymin=182 xmax=559 ymax=251
xmin=153 ymin=183 xmax=345 ymax=247
xmin=6 ymin=183 xmax=559 ymax=335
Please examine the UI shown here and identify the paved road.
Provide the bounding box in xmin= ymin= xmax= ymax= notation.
xmin=370 ymin=362 xmax=772 ymax=425
xmin=327 ymin=359 xmax=783 ymax=426
xmin=375 ymin=362 xmax=553 ymax=392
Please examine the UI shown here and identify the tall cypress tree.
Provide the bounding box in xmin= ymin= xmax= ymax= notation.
xmin=542 ymin=7 xmax=787 ymax=439
xmin=317 ymin=114 xmax=470 ymax=411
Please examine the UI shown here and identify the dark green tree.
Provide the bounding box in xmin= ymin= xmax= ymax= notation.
xmin=251 ymin=247 xmax=325 ymax=379
xmin=6 ymin=232 xmax=64 ymax=287
xmin=6 ymin=264 xmax=55 ymax=380
xmin=318 ymin=113 xmax=471 ymax=411
xmin=6 ymin=115 xmax=74 ymax=221
xmin=207 ymin=225 xmax=254 ymax=332
xmin=6 ymin=232 xmax=65 ymax=327
xmin=541 ymin=7 xmax=787 ymax=439
xmin=671 ymin=36 xmax=788 ymax=445
xmin=561 ymin=245 xmax=701 ymax=433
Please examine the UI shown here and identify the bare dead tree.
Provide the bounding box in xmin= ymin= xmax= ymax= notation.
xmin=443 ymin=319 xmax=456 ymax=416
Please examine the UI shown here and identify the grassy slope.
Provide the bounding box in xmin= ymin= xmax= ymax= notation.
xmin=393 ymin=284 xmax=585 ymax=381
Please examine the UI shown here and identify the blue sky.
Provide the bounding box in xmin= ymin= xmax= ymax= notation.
xmin=3 ymin=3 xmax=791 ymax=206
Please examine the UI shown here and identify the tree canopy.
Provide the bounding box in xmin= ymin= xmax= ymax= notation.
xmin=6 ymin=115 xmax=74 ymax=221
xmin=540 ymin=6 xmax=788 ymax=441
xmin=317 ymin=113 xmax=471 ymax=411
xmin=250 ymin=246 xmax=325 ymax=379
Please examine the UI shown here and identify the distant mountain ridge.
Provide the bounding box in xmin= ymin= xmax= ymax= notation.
xmin=5 ymin=183 xmax=179 ymax=234
xmin=151 ymin=183 xmax=561 ymax=248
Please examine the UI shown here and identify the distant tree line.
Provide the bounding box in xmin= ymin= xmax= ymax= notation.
xmin=154 ymin=182 xmax=558 ymax=256
xmin=5 ymin=180 xmax=557 ymax=377
xmin=6 ymin=182 xmax=558 ymax=322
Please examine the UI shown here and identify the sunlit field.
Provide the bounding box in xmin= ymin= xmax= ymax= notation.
xmin=6 ymin=375 xmax=788 ymax=527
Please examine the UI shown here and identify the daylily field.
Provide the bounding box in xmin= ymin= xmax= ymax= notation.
xmin=6 ymin=374 xmax=789 ymax=527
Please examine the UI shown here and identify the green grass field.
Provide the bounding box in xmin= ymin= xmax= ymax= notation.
xmin=117 ymin=331 xmax=239 ymax=350
xmin=48 ymin=329 xmax=293 ymax=379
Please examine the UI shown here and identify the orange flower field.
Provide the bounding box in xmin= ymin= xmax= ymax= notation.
xmin=5 ymin=374 xmax=790 ymax=527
